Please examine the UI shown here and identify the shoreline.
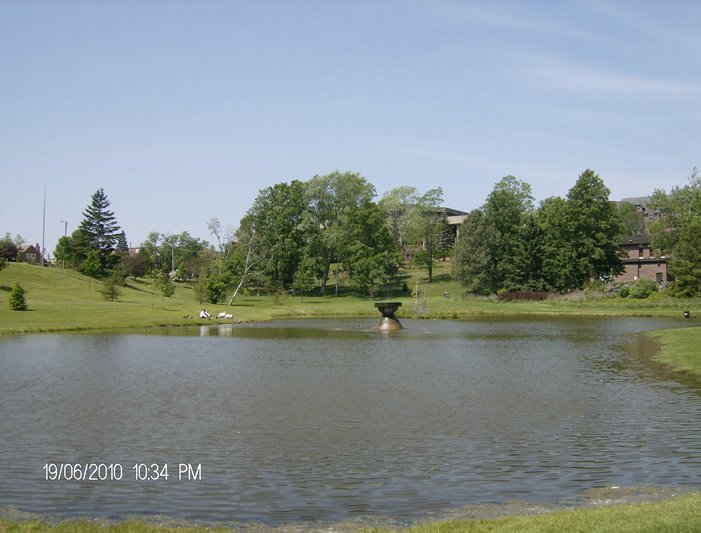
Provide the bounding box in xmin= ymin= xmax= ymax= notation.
xmin=2 ymin=486 xmax=700 ymax=532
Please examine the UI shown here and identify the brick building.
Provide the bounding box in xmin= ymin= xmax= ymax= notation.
xmin=618 ymin=235 xmax=670 ymax=284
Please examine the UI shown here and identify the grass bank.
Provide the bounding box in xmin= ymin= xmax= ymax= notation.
xmin=1 ymin=262 xmax=699 ymax=336
xmin=1 ymin=490 xmax=700 ymax=532
xmin=646 ymin=326 xmax=701 ymax=378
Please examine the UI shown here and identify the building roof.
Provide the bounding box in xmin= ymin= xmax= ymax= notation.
xmin=621 ymin=234 xmax=651 ymax=246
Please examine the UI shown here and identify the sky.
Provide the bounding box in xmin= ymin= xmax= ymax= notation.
xmin=1 ymin=0 xmax=700 ymax=257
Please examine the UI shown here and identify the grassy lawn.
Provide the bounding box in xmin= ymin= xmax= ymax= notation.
xmin=1 ymin=261 xmax=700 ymax=336
xmin=647 ymin=326 xmax=701 ymax=378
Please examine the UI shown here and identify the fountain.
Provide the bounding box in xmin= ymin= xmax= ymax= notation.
xmin=374 ymin=301 xmax=403 ymax=331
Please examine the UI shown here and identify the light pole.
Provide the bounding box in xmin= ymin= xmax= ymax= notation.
xmin=60 ymin=220 xmax=67 ymax=269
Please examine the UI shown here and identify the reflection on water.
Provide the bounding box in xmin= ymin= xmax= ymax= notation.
xmin=0 ymin=317 xmax=700 ymax=525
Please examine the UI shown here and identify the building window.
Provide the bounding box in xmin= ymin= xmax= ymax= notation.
xmin=656 ymin=272 xmax=663 ymax=283
xmin=639 ymin=247 xmax=644 ymax=258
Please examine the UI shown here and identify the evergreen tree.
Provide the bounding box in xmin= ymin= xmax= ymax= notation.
xmin=77 ymin=188 xmax=121 ymax=272
xmin=116 ymin=230 xmax=129 ymax=256
xmin=453 ymin=209 xmax=498 ymax=294
xmin=8 ymin=283 xmax=27 ymax=310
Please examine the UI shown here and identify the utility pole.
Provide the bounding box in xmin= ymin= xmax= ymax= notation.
xmin=41 ymin=186 xmax=46 ymax=267
xmin=60 ymin=220 xmax=68 ymax=269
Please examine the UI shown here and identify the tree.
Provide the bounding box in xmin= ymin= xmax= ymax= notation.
xmin=535 ymin=196 xmax=579 ymax=291
xmin=76 ymin=188 xmax=122 ymax=273
xmin=244 ymin=180 xmax=309 ymax=291
xmin=0 ymin=234 xmax=19 ymax=261
xmin=565 ymin=169 xmax=624 ymax=287
xmin=453 ymin=209 xmax=496 ymax=294
xmin=305 ymin=171 xmax=377 ymax=294
xmin=410 ymin=188 xmax=449 ymax=283
xmin=0 ymin=257 xmax=6 ymax=272
xmin=617 ymin=201 xmax=646 ymax=237
xmin=154 ymin=272 xmax=175 ymax=300
xmin=650 ymin=168 xmax=701 ymax=296
xmin=8 ymin=283 xmax=27 ymax=310
xmin=116 ymin=230 xmax=128 ymax=256
xmin=100 ymin=267 xmax=125 ymax=301
xmin=125 ymin=248 xmax=152 ymax=279
xmin=293 ymin=254 xmax=317 ymax=301
xmin=452 ymin=177 xmax=533 ymax=293
xmin=482 ymin=176 xmax=534 ymax=291
xmin=81 ymin=250 xmax=101 ymax=282
xmin=345 ymin=201 xmax=399 ymax=295
xmin=54 ymin=235 xmax=75 ymax=268
xmin=226 ymin=226 xmax=258 ymax=304
xmin=379 ymin=186 xmax=418 ymax=249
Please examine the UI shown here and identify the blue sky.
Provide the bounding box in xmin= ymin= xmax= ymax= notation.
xmin=2 ymin=0 xmax=699 ymax=256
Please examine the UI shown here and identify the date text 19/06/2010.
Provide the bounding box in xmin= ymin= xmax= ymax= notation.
xmin=43 ymin=463 xmax=202 ymax=481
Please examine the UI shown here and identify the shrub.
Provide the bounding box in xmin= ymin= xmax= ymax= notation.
xmin=496 ymin=290 xmax=549 ymax=302
xmin=8 ymin=283 xmax=27 ymax=310
xmin=669 ymin=276 xmax=700 ymax=298
xmin=620 ymin=279 xmax=659 ymax=299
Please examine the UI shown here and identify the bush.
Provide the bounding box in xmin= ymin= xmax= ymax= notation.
xmin=496 ymin=290 xmax=549 ymax=302
xmin=669 ymin=276 xmax=700 ymax=298
xmin=620 ymin=279 xmax=659 ymax=299
xmin=8 ymin=283 xmax=27 ymax=310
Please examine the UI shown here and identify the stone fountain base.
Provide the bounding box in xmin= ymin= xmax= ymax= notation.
xmin=374 ymin=301 xmax=403 ymax=331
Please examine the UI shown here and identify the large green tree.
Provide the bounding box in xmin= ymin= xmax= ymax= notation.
xmin=565 ymin=169 xmax=624 ymax=287
xmin=345 ymin=200 xmax=399 ymax=295
xmin=535 ymin=196 xmax=579 ymax=291
xmin=453 ymin=177 xmax=533 ymax=293
xmin=75 ymin=188 xmax=122 ymax=275
xmin=483 ymin=176 xmax=534 ymax=291
xmin=305 ymin=171 xmax=377 ymax=294
xmin=650 ymin=168 xmax=701 ymax=296
xmin=243 ymin=180 xmax=309 ymax=291
xmin=452 ymin=209 xmax=497 ymax=294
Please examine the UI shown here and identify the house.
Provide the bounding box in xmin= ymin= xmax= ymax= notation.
xmin=17 ymin=243 xmax=41 ymax=263
xmin=617 ymin=234 xmax=670 ymax=284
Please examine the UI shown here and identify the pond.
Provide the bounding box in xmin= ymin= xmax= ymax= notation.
xmin=1 ymin=317 xmax=700 ymax=526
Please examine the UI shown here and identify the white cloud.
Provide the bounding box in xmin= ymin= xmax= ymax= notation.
xmin=521 ymin=56 xmax=701 ymax=100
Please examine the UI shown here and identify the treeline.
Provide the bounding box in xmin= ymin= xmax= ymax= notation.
xmin=50 ymin=172 xmax=451 ymax=302
xmin=44 ymin=167 xmax=701 ymax=302
xmin=204 ymin=171 xmax=451 ymax=301
xmin=453 ymin=167 xmax=701 ymax=297
xmin=453 ymin=169 xmax=624 ymax=294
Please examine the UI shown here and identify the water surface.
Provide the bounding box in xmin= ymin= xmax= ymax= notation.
xmin=1 ymin=317 xmax=700 ymax=525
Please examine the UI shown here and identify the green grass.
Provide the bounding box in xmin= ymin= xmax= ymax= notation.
xmin=1 ymin=261 xmax=700 ymax=336
xmin=1 ymin=491 xmax=700 ymax=532
xmin=399 ymin=491 xmax=701 ymax=532
xmin=646 ymin=326 xmax=701 ymax=377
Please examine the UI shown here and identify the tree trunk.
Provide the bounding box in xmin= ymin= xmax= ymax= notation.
xmin=320 ymin=251 xmax=331 ymax=295
xmin=227 ymin=232 xmax=256 ymax=305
